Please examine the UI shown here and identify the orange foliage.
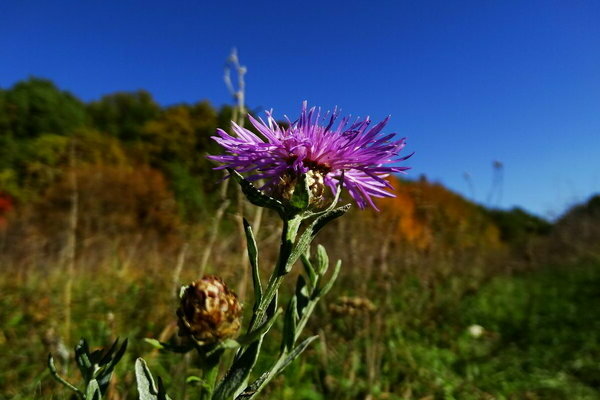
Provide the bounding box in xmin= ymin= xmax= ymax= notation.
xmin=376 ymin=176 xmax=501 ymax=252
xmin=37 ymin=164 xmax=181 ymax=249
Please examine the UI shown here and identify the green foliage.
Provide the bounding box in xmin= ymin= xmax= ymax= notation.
xmin=486 ymin=206 xmax=551 ymax=247
xmin=457 ymin=262 xmax=600 ymax=398
xmin=135 ymin=358 xmax=171 ymax=400
xmin=48 ymin=338 xmax=128 ymax=399
xmin=165 ymin=161 xmax=209 ymax=221
xmin=88 ymin=91 xmax=160 ymax=141
xmin=0 ymin=77 xmax=87 ymax=139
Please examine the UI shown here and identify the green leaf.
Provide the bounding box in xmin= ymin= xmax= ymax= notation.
xmin=295 ymin=275 xmax=310 ymax=317
xmin=289 ymin=174 xmax=309 ymax=210
xmin=156 ymin=377 xmax=169 ymax=400
xmin=135 ymin=358 xmax=171 ymax=400
xmin=228 ymin=169 xmax=284 ymax=214
xmin=300 ymin=252 xmax=317 ymax=288
xmin=237 ymin=336 xmax=320 ymax=400
xmin=75 ymin=339 xmax=93 ymax=382
xmin=236 ymin=308 xmax=281 ymax=347
xmin=85 ymin=380 xmax=102 ymax=400
xmin=143 ymin=338 xmax=165 ymax=350
xmin=97 ymin=338 xmax=119 ymax=366
xmin=282 ymin=296 xmax=298 ymax=351
xmin=214 ymin=296 xmax=278 ymax=400
xmin=312 ymin=204 xmax=351 ymax=235
xmin=287 ymin=204 xmax=350 ymax=271
xmin=143 ymin=338 xmax=194 ymax=354
xmin=275 ymin=335 xmax=319 ymax=376
xmin=213 ymin=340 xmax=259 ymax=400
xmin=315 ymin=245 xmax=329 ymax=275
xmin=185 ymin=376 xmax=203 ymax=384
xmin=317 ymin=260 xmax=342 ymax=298
xmin=243 ymin=218 xmax=262 ymax=308
xmin=96 ymin=339 xmax=128 ymax=394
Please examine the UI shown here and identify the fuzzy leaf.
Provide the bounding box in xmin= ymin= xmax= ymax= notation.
xmin=288 ymin=204 xmax=350 ymax=270
xmin=85 ymin=380 xmax=102 ymax=400
xmin=295 ymin=275 xmax=310 ymax=317
xmin=135 ymin=358 xmax=171 ymax=400
xmin=97 ymin=339 xmax=119 ymax=366
xmin=237 ymin=336 xmax=320 ymax=400
xmin=75 ymin=339 xmax=93 ymax=382
xmin=243 ymin=218 xmax=262 ymax=308
xmin=315 ymin=244 xmax=329 ymax=275
xmin=281 ymin=296 xmax=298 ymax=351
xmin=237 ymin=308 xmax=280 ymax=347
xmin=317 ymin=260 xmax=342 ymax=298
xmin=300 ymin=252 xmax=317 ymax=288
xmin=96 ymin=339 xmax=128 ymax=394
xmin=275 ymin=335 xmax=319 ymax=376
xmin=229 ymin=169 xmax=284 ymax=213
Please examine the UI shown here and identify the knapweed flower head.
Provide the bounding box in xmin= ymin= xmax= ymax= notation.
xmin=177 ymin=276 xmax=242 ymax=345
xmin=209 ymin=101 xmax=411 ymax=209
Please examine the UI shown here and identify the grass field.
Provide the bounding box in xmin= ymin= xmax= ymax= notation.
xmin=1 ymin=255 xmax=598 ymax=399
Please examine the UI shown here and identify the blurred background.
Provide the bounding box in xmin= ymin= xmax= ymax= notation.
xmin=0 ymin=1 xmax=599 ymax=399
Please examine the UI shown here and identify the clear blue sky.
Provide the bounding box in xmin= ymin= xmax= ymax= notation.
xmin=1 ymin=0 xmax=599 ymax=218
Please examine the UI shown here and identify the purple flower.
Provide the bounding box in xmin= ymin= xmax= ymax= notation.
xmin=208 ymin=102 xmax=411 ymax=210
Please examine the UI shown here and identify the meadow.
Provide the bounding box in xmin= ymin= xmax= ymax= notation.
xmin=0 ymin=78 xmax=599 ymax=399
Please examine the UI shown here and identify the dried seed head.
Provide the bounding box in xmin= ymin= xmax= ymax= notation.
xmin=329 ymin=296 xmax=376 ymax=317
xmin=177 ymin=276 xmax=242 ymax=345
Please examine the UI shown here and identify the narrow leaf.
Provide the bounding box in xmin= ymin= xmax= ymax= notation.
xmin=96 ymin=339 xmax=128 ymax=394
xmin=317 ymin=260 xmax=342 ymax=298
xmin=135 ymin=358 xmax=172 ymax=400
xmin=143 ymin=338 xmax=194 ymax=354
xmin=229 ymin=169 xmax=284 ymax=213
xmin=288 ymin=204 xmax=350 ymax=270
xmin=281 ymin=296 xmax=298 ymax=351
xmin=237 ymin=308 xmax=281 ymax=347
xmin=75 ymin=339 xmax=93 ymax=382
xmin=85 ymin=380 xmax=102 ymax=400
xmin=315 ymin=244 xmax=329 ymax=275
xmin=213 ymin=340 xmax=261 ymax=400
xmin=236 ymin=336 xmax=320 ymax=400
xmin=295 ymin=275 xmax=310 ymax=317
xmin=243 ymin=218 xmax=262 ymax=308
xmin=215 ymin=296 xmax=278 ymax=400
xmin=275 ymin=335 xmax=319 ymax=376
xmin=300 ymin=252 xmax=317 ymax=288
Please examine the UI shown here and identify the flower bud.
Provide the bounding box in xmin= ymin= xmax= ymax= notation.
xmin=274 ymin=169 xmax=327 ymax=207
xmin=177 ymin=276 xmax=242 ymax=345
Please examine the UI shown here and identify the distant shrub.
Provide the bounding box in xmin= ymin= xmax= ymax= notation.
xmin=36 ymin=164 xmax=181 ymax=253
xmin=543 ymin=194 xmax=600 ymax=261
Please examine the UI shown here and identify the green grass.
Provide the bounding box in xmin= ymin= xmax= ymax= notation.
xmin=2 ymin=260 xmax=599 ymax=399
xmin=455 ymin=261 xmax=600 ymax=399
xmin=264 ymin=261 xmax=600 ymax=400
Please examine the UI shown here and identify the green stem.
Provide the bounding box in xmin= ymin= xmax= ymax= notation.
xmin=247 ymin=215 xmax=302 ymax=331
xmin=198 ymin=348 xmax=223 ymax=400
xmin=199 ymin=365 xmax=219 ymax=400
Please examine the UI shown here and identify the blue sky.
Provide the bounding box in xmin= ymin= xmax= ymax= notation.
xmin=1 ymin=0 xmax=599 ymax=218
